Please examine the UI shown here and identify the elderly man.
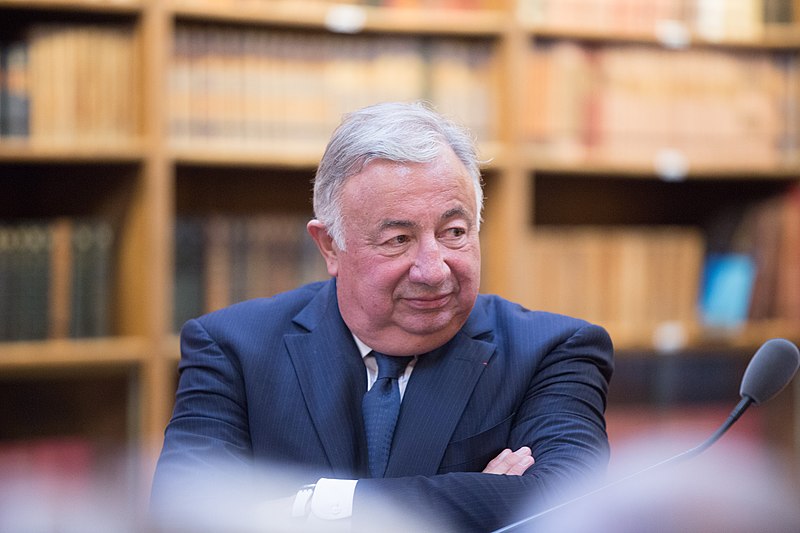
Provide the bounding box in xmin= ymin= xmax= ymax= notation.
xmin=152 ymin=101 xmax=613 ymax=532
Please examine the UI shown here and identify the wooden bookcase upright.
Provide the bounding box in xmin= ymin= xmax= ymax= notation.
xmin=0 ymin=0 xmax=799 ymax=500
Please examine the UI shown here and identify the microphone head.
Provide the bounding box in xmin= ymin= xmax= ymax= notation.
xmin=740 ymin=338 xmax=800 ymax=405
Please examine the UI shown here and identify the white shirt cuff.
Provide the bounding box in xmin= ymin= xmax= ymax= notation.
xmin=309 ymin=478 xmax=357 ymax=520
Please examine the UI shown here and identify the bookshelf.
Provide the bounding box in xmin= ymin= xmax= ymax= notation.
xmin=1 ymin=0 xmax=800 ymax=509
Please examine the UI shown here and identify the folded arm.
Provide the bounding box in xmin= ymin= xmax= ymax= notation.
xmin=152 ymin=317 xmax=613 ymax=532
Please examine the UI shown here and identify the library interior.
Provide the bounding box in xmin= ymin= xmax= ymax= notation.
xmin=1 ymin=0 xmax=800 ymax=529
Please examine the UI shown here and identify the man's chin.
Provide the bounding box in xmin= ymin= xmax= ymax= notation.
xmin=397 ymin=312 xmax=467 ymax=339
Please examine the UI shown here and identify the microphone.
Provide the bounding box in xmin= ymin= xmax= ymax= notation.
xmin=493 ymin=338 xmax=800 ymax=533
xmin=740 ymin=338 xmax=800 ymax=404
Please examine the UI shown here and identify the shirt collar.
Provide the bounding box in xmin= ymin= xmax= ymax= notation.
xmin=351 ymin=333 xmax=372 ymax=360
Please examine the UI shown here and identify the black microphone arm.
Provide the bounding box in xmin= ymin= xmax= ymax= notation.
xmin=492 ymin=338 xmax=800 ymax=533
xmin=673 ymin=337 xmax=800 ymax=463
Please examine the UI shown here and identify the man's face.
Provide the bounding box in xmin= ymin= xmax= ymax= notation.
xmin=313 ymin=147 xmax=481 ymax=356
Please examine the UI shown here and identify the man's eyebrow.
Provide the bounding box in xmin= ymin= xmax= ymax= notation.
xmin=379 ymin=219 xmax=417 ymax=231
xmin=442 ymin=207 xmax=471 ymax=222
xmin=377 ymin=207 xmax=472 ymax=231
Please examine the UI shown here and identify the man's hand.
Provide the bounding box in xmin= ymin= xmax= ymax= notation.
xmin=482 ymin=447 xmax=534 ymax=476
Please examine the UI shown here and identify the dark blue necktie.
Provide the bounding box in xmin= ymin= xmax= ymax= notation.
xmin=362 ymin=352 xmax=413 ymax=478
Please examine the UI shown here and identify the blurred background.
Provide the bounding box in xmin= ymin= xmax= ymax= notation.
xmin=1 ymin=0 xmax=799 ymax=526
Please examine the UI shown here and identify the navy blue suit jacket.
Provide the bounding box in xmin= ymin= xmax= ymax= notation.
xmin=152 ymin=278 xmax=613 ymax=531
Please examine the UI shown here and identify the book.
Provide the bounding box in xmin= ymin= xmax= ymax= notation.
xmin=168 ymin=24 xmax=494 ymax=148
xmin=699 ymin=253 xmax=757 ymax=328
xmin=521 ymin=0 xmax=773 ymax=39
xmin=203 ymin=214 xmax=233 ymax=313
xmin=20 ymin=224 xmax=51 ymax=340
xmin=525 ymin=225 xmax=704 ymax=348
xmin=1 ymin=40 xmax=30 ymax=138
xmin=0 ymin=226 xmax=11 ymax=340
xmin=173 ymin=217 xmax=206 ymax=331
xmin=0 ymin=223 xmax=50 ymax=340
xmin=69 ymin=222 xmax=92 ymax=338
xmin=173 ymin=214 xmax=329 ymax=330
xmin=775 ymin=186 xmax=800 ymax=321
xmin=763 ymin=0 xmax=794 ymax=23
xmin=702 ymin=187 xmax=800 ymax=324
xmin=746 ymin=196 xmax=784 ymax=321
xmin=523 ymin=41 xmax=788 ymax=167
xmin=26 ymin=23 xmax=138 ymax=144
xmin=0 ymin=218 xmax=115 ymax=341
xmin=48 ymin=218 xmax=73 ymax=339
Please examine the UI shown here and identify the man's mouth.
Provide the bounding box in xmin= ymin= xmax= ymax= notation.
xmin=402 ymin=293 xmax=453 ymax=310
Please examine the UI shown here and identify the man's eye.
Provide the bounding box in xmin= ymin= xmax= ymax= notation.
xmin=388 ymin=235 xmax=410 ymax=245
xmin=444 ymin=227 xmax=467 ymax=239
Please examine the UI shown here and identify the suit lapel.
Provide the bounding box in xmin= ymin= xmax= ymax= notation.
xmin=285 ymin=284 xmax=497 ymax=479
xmin=284 ymin=280 xmax=368 ymax=477
xmin=386 ymin=305 xmax=497 ymax=477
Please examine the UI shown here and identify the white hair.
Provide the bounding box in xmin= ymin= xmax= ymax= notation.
xmin=312 ymin=101 xmax=484 ymax=249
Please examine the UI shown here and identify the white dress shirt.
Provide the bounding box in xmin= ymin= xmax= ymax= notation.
xmin=297 ymin=335 xmax=416 ymax=521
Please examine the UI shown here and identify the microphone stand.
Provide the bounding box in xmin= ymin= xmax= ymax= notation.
xmin=492 ymin=395 xmax=755 ymax=533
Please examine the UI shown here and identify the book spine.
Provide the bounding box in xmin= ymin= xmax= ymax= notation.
xmin=0 ymin=42 xmax=7 ymax=137
xmin=0 ymin=226 xmax=10 ymax=340
xmin=49 ymin=218 xmax=73 ymax=339
xmin=88 ymin=221 xmax=114 ymax=337
xmin=173 ymin=217 xmax=206 ymax=330
xmin=69 ymin=221 xmax=92 ymax=338
xmin=4 ymin=40 xmax=30 ymax=138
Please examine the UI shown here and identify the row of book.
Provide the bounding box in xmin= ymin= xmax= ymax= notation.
xmin=0 ymin=23 xmax=139 ymax=144
xmin=524 ymin=226 xmax=705 ymax=349
xmin=523 ymin=41 xmax=790 ymax=167
xmin=169 ymin=24 xmax=497 ymax=148
xmin=5 ymin=202 xmax=796 ymax=343
xmin=174 ymin=214 xmax=329 ymax=330
xmin=520 ymin=0 xmax=795 ymax=39
xmin=0 ymin=213 xmax=327 ymax=340
xmin=523 ymin=186 xmax=800 ymax=349
xmin=717 ymin=185 xmax=800 ymax=323
xmin=0 ymin=219 xmax=114 ymax=342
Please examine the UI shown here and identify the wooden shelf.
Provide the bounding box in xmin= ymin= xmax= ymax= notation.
xmin=0 ymin=141 xmax=145 ymax=163
xmin=2 ymin=0 xmax=800 ymax=489
xmin=171 ymin=142 xmax=324 ymax=169
xmin=605 ymin=319 xmax=800 ymax=354
xmin=0 ymin=336 xmax=148 ymax=371
xmin=169 ymin=0 xmax=505 ymax=36
xmin=0 ymin=0 xmax=142 ymax=16
xmin=172 ymin=140 xmax=506 ymax=170
xmin=526 ymin=23 xmax=800 ymax=50
xmin=527 ymin=158 xmax=800 ymax=180
xmin=698 ymin=320 xmax=800 ymax=350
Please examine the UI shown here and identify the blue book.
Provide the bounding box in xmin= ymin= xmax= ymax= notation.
xmin=699 ymin=253 xmax=756 ymax=328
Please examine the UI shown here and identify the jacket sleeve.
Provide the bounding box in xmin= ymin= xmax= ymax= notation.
xmin=149 ymin=318 xmax=257 ymax=511
xmin=353 ymin=322 xmax=614 ymax=533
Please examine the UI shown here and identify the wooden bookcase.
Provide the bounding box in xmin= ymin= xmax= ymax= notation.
xmin=1 ymin=0 xmax=799 ymax=503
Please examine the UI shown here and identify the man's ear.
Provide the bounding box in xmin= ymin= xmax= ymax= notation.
xmin=307 ymin=220 xmax=339 ymax=277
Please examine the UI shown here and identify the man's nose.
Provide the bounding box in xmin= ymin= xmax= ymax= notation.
xmin=409 ymin=237 xmax=450 ymax=285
